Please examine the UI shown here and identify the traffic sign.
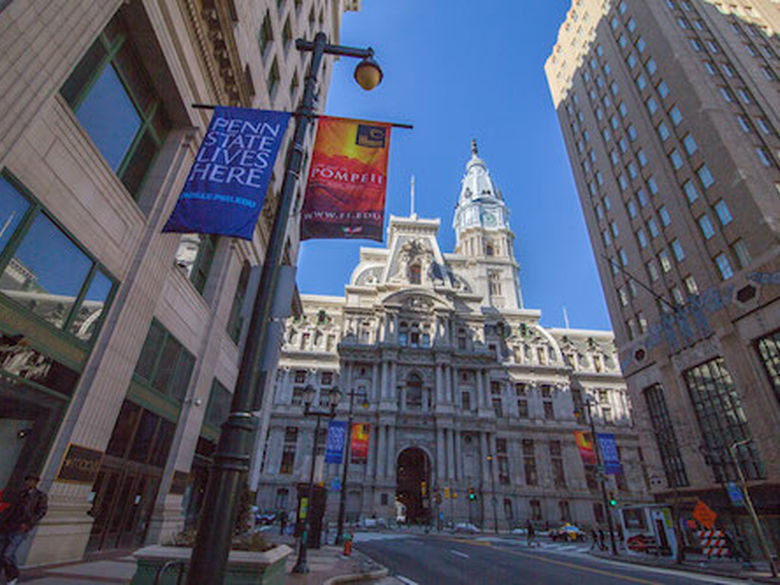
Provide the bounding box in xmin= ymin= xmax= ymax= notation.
xmin=693 ymin=499 xmax=717 ymax=529
xmin=330 ymin=478 xmax=341 ymax=491
xmin=726 ymin=482 xmax=745 ymax=507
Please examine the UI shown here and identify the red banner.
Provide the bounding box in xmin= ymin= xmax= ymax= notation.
xmin=301 ymin=116 xmax=391 ymax=242
xmin=573 ymin=431 xmax=596 ymax=465
xmin=351 ymin=423 xmax=371 ymax=463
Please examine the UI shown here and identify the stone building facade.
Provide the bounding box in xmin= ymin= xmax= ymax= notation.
xmin=0 ymin=0 xmax=357 ymax=566
xmin=545 ymin=0 xmax=780 ymax=554
xmin=254 ymin=144 xmax=650 ymax=529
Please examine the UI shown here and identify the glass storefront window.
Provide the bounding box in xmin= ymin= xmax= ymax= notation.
xmin=756 ymin=331 xmax=780 ymax=406
xmin=0 ymin=177 xmax=30 ymax=255
xmin=1 ymin=213 xmax=91 ymax=328
xmin=133 ymin=320 xmax=195 ymax=404
xmin=643 ymin=383 xmax=689 ymax=487
xmin=0 ymin=172 xmax=117 ymax=344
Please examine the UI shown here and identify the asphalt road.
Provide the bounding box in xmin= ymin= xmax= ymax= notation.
xmin=356 ymin=533 xmax=741 ymax=585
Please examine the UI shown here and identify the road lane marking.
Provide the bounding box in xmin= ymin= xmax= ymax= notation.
xmin=450 ymin=549 xmax=470 ymax=559
xmin=397 ymin=577 xmax=419 ymax=585
xmin=451 ymin=540 xmax=661 ymax=585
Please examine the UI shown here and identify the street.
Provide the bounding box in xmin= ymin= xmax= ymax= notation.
xmin=355 ymin=533 xmax=742 ymax=585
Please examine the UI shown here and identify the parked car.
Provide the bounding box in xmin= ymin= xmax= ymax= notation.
xmin=550 ymin=523 xmax=586 ymax=542
xmin=453 ymin=522 xmax=481 ymax=534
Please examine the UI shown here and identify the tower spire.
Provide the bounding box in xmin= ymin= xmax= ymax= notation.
xmin=410 ymin=175 xmax=416 ymax=218
xmin=471 ymin=138 xmax=478 ymax=156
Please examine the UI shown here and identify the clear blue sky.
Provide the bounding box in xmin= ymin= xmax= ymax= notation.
xmin=296 ymin=0 xmax=613 ymax=332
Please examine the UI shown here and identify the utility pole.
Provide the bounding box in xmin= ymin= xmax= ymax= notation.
xmin=584 ymin=399 xmax=618 ymax=555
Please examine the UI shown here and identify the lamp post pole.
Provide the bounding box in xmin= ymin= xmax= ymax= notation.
xmin=292 ymin=387 xmax=340 ymax=575
xmin=336 ymin=387 xmax=367 ymax=545
xmin=185 ymin=32 xmax=380 ymax=585
xmin=727 ymin=440 xmax=777 ymax=578
xmin=583 ymin=399 xmax=618 ymax=555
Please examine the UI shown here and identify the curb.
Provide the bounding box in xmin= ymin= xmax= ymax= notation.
xmin=587 ymin=551 xmax=780 ymax=583
xmin=322 ymin=565 xmax=389 ymax=584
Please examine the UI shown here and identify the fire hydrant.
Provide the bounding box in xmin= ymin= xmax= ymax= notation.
xmin=343 ymin=532 xmax=353 ymax=556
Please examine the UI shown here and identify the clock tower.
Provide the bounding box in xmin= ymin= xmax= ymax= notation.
xmin=452 ymin=140 xmax=523 ymax=309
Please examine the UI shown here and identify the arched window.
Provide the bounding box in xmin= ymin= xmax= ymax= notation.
xmin=486 ymin=243 xmax=494 ymax=256
xmin=399 ymin=321 xmax=408 ymax=346
xmin=406 ymin=373 xmax=423 ymax=409
xmin=409 ymin=263 xmax=421 ymax=284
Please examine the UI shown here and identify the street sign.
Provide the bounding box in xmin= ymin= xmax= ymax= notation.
xmin=693 ymin=499 xmax=717 ymax=529
xmin=330 ymin=478 xmax=341 ymax=492
xmin=726 ymin=482 xmax=745 ymax=506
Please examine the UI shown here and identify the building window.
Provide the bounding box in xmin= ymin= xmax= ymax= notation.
xmin=280 ymin=426 xmax=298 ymax=474
xmin=646 ymin=260 xmax=659 ymax=282
xmin=682 ymin=134 xmax=697 ymax=155
xmin=697 ymin=165 xmax=714 ymax=188
xmin=684 ymin=358 xmax=764 ymax=481
xmin=558 ymin=500 xmax=571 ymax=522
xmin=406 ymin=373 xmax=423 ymax=410
xmin=671 ymin=239 xmax=685 ymax=262
xmin=658 ymin=205 xmax=671 ymax=226
xmin=503 ymin=498 xmax=514 ymax=521
xmin=543 ymin=400 xmax=555 ymax=420
xmin=491 ymin=382 xmax=503 ymax=417
xmin=409 ymin=263 xmax=421 ymax=284
xmin=669 ymin=106 xmax=683 ymax=126
xmin=670 ymin=149 xmax=683 ymax=169
xmin=259 ymin=11 xmax=273 ymax=58
xmin=659 ymin=250 xmax=672 ymax=273
xmin=488 ymin=270 xmax=502 ymax=296
xmin=698 ymin=215 xmax=715 ymax=239
xmin=461 ymin=391 xmax=471 ymax=412
xmin=550 ymin=441 xmax=566 ymax=487
xmin=60 ymin=10 xmax=170 ymax=198
xmin=275 ymin=488 xmax=289 ymax=510
xmin=517 ymin=398 xmax=528 ymax=418
xmin=134 ymin=320 xmax=196 ymax=403
xmin=714 ymin=200 xmax=732 ymax=225
xmin=204 ymin=379 xmax=232 ymax=429
xmin=731 ymin=239 xmax=751 ymax=269
xmin=684 ymin=275 xmax=698 ymax=294
xmin=644 ymin=384 xmax=688 ymax=487
xmin=523 ymin=439 xmax=538 ymax=485
xmin=0 ymin=173 xmax=116 ymax=342
xmin=176 ymin=234 xmax=219 ymax=294
xmin=756 ymin=331 xmax=780 ymax=406
xmin=715 ymin=253 xmax=733 ymax=280
xmin=530 ymin=499 xmax=542 ymax=521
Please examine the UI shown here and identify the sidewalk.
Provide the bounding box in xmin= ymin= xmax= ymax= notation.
xmin=8 ymin=535 xmax=388 ymax=585
xmin=590 ymin=549 xmax=780 ymax=583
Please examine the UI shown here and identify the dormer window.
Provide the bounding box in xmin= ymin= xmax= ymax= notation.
xmin=409 ymin=263 xmax=421 ymax=284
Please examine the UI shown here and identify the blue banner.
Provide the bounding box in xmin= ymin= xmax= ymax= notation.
xmin=325 ymin=420 xmax=347 ymax=464
xmin=163 ymin=107 xmax=290 ymax=240
xmin=597 ymin=433 xmax=623 ymax=475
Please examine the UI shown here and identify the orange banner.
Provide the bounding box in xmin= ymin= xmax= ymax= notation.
xmin=351 ymin=423 xmax=371 ymax=463
xmin=301 ymin=116 xmax=391 ymax=242
xmin=574 ymin=431 xmax=596 ymax=465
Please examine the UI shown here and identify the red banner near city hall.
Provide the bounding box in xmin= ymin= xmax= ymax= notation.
xmin=573 ymin=431 xmax=596 ymax=465
xmin=301 ymin=116 xmax=391 ymax=242
xmin=351 ymin=423 xmax=371 ymax=463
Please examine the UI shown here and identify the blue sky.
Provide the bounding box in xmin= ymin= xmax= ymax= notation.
xmin=296 ymin=0 xmax=612 ymax=332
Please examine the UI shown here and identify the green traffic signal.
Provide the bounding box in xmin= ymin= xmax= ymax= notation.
xmin=609 ymin=498 xmax=617 ymax=507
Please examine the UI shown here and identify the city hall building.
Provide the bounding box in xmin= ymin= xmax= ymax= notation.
xmin=253 ymin=143 xmax=650 ymax=529
xmin=0 ymin=0 xmax=357 ymax=567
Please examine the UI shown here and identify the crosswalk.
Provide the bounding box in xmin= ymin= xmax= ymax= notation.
xmin=474 ymin=536 xmax=591 ymax=555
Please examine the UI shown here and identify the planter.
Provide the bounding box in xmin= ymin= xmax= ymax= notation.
xmin=131 ymin=544 xmax=292 ymax=585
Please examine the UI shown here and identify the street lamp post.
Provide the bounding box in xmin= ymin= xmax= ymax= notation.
xmin=727 ymin=440 xmax=778 ymax=578
xmin=185 ymin=32 xmax=381 ymax=585
xmin=335 ymin=387 xmax=369 ymax=545
xmin=580 ymin=399 xmax=618 ymax=555
xmin=292 ymin=384 xmax=342 ymax=574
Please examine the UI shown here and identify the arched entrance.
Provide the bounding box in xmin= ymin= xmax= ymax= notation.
xmin=396 ymin=447 xmax=431 ymax=525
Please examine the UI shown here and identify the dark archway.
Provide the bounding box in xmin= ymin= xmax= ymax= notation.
xmin=396 ymin=447 xmax=431 ymax=525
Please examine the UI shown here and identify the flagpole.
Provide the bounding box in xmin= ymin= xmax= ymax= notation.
xmin=185 ymin=32 xmax=382 ymax=585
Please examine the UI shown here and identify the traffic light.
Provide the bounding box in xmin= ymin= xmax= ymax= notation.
xmin=421 ymin=481 xmax=427 ymax=497
xmin=609 ymin=493 xmax=618 ymax=507
xmin=468 ymin=487 xmax=476 ymax=500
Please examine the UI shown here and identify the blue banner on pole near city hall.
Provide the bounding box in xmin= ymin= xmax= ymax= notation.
xmin=597 ymin=433 xmax=624 ymax=475
xmin=163 ymin=107 xmax=290 ymax=240
xmin=325 ymin=420 xmax=347 ymax=464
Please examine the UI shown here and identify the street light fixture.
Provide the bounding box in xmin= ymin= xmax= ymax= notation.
xmin=184 ymin=32 xmax=382 ymax=585
xmin=575 ymin=398 xmax=618 ymax=555
xmin=292 ymin=384 xmax=341 ymax=574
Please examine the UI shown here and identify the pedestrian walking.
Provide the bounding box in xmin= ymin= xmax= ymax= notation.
xmin=598 ymin=528 xmax=606 ymax=551
xmin=279 ymin=510 xmax=288 ymax=535
xmin=590 ymin=528 xmax=599 ymax=550
xmin=526 ymin=519 xmax=536 ymax=548
xmin=0 ymin=475 xmax=48 ymax=585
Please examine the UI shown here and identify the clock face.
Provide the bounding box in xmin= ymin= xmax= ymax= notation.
xmin=482 ymin=211 xmax=497 ymax=226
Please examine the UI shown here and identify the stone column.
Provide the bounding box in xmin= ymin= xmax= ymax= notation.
xmin=436 ymin=427 xmax=446 ymax=484
xmin=476 ymin=369 xmax=486 ymax=409
xmin=435 ymin=364 xmax=443 ymax=405
xmin=446 ymin=366 xmax=454 ymax=404
xmin=390 ymin=361 xmax=398 ymax=404
xmin=447 ymin=428 xmax=456 ymax=481
xmin=482 ymin=370 xmax=491 ymax=408
xmin=380 ymin=360 xmax=389 ymax=401
xmin=377 ymin=425 xmax=387 ymax=478
xmin=371 ymin=362 xmax=379 ymax=403
xmin=367 ymin=424 xmax=377 ymax=479
xmin=480 ymin=432 xmax=490 ymax=483
xmin=454 ymin=430 xmax=462 ymax=481
xmin=387 ymin=425 xmax=396 ymax=480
